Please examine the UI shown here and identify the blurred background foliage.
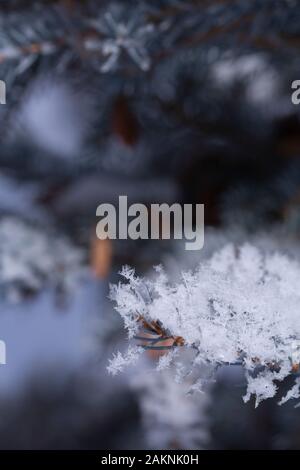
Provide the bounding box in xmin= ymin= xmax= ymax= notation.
xmin=0 ymin=0 xmax=300 ymax=450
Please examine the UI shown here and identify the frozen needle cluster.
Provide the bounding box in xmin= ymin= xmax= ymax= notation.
xmin=110 ymin=243 xmax=300 ymax=406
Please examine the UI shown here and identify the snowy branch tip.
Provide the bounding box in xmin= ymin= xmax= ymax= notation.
xmin=109 ymin=243 xmax=300 ymax=406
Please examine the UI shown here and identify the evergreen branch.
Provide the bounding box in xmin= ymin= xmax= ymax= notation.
xmin=0 ymin=0 xmax=298 ymax=82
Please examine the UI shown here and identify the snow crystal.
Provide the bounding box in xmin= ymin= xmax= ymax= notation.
xmin=107 ymin=346 xmax=143 ymax=375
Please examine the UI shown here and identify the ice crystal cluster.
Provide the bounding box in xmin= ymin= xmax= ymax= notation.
xmin=0 ymin=216 xmax=84 ymax=302
xmin=110 ymin=243 xmax=300 ymax=406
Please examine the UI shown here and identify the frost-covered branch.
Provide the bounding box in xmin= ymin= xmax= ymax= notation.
xmin=0 ymin=216 xmax=85 ymax=302
xmin=0 ymin=1 xmax=299 ymax=82
xmin=110 ymin=244 xmax=300 ymax=406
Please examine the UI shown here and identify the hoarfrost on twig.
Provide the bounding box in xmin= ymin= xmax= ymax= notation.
xmin=110 ymin=243 xmax=300 ymax=405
